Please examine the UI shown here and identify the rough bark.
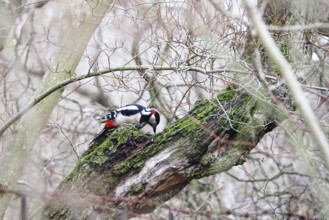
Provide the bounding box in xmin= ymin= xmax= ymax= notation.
xmin=43 ymin=86 xmax=278 ymax=219
xmin=0 ymin=0 xmax=113 ymax=217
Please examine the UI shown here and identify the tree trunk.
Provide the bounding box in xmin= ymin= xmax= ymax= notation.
xmin=43 ymin=86 xmax=278 ymax=219
xmin=0 ymin=0 xmax=113 ymax=217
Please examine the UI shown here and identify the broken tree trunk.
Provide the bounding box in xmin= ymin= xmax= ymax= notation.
xmin=43 ymin=86 xmax=278 ymax=219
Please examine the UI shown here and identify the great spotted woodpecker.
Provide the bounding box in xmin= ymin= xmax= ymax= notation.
xmin=98 ymin=104 xmax=160 ymax=134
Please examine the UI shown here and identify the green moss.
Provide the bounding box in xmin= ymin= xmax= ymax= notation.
xmin=65 ymin=126 xmax=145 ymax=183
xmin=131 ymin=85 xmax=243 ymax=164
xmin=271 ymin=40 xmax=292 ymax=74
xmin=111 ymin=154 xmax=147 ymax=175
xmin=170 ymin=118 xmax=197 ymax=133
xmin=157 ymin=117 xmax=198 ymax=144
xmin=194 ymin=102 xmax=216 ymax=120
xmin=103 ymin=174 xmax=118 ymax=186
xmin=217 ymin=85 xmax=237 ymax=101
xmin=109 ymin=125 xmax=145 ymax=145
xmin=155 ymin=85 xmax=238 ymax=144
xmin=211 ymin=93 xmax=259 ymax=143
xmin=130 ymin=183 xmax=145 ymax=195
xmin=111 ymin=156 xmax=138 ymax=175
xmin=109 ymin=116 xmax=204 ymax=176
xmin=93 ymin=154 xmax=108 ymax=165
xmin=278 ymin=41 xmax=290 ymax=61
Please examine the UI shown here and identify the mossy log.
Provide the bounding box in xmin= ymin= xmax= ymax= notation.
xmin=43 ymin=87 xmax=277 ymax=219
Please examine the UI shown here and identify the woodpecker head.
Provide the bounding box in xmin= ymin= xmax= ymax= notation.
xmin=144 ymin=108 xmax=160 ymax=133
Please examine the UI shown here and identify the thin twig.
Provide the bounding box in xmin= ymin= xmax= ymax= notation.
xmin=0 ymin=65 xmax=243 ymax=137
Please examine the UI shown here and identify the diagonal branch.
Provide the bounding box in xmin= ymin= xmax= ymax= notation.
xmin=43 ymin=86 xmax=278 ymax=219
xmin=243 ymin=0 xmax=329 ymax=166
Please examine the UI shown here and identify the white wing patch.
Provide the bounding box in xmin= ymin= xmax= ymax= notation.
xmin=115 ymin=113 xmax=146 ymax=128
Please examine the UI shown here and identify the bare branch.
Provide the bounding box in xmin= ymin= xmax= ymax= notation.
xmin=0 ymin=65 xmax=245 ymax=137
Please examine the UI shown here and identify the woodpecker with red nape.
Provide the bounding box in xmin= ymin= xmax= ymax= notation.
xmin=92 ymin=104 xmax=160 ymax=142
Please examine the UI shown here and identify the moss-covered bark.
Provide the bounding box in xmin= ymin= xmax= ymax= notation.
xmin=43 ymin=86 xmax=278 ymax=219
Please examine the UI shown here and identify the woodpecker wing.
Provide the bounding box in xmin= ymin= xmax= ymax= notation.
xmin=116 ymin=104 xmax=145 ymax=116
xmin=115 ymin=105 xmax=147 ymax=128
xmin=98 ymin=105 xmax=143 ymax=122
xmin=98 ymin=104 xmax=147 ymax=127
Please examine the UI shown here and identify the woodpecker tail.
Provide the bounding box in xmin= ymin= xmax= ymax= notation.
xmin=89 ymin=128 xmax=108 ymax=145
xmin=98 ymin=111 xmax=116 ymax=123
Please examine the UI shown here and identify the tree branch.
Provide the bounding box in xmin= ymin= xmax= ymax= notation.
xmin=43 ymin=86 xmax=278 ymax=219
xmin=0 ymin=66 xmax=245 ymax=137
xmin=243 ymin=0 xmax=329 ymax=167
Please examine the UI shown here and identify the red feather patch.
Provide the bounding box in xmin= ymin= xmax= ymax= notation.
xmin=104 ymin=119 xmax=118 ymax=130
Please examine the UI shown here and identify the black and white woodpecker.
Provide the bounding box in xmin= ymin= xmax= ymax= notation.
xmin=98 ymin=104 xmax=160 ymax=134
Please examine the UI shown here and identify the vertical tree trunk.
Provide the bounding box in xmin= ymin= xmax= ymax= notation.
xmin=0 ymin=0 xmax=113 ymax=217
